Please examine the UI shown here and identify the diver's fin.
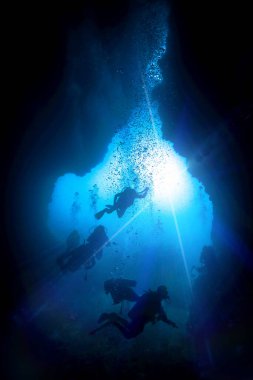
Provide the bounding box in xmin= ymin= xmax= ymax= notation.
xmin=98 ymin=312 xmax=110 ymax=323
xmin=95 ymin=209 xmax=106 ymax=220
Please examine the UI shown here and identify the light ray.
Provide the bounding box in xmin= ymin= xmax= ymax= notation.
xmin=141 ymin=71 xmax=193 ymax=295
xmin=169 ymin=198 xmax=193 ymax=294
xmin=92 ymin=202 xmax=149 ymax=261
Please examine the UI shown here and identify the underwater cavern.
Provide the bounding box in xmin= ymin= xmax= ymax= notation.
xmin=2 ymin=1 xmax=253 ymax=380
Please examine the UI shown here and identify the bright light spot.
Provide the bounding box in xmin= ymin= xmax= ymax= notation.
xmin=151 ymin=148 xmax=191 ymax=208
xmin=48 ymin=6 xmax=213 ymax=279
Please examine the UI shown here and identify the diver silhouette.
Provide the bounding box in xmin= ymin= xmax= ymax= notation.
xmin=57 ymin=225 xmax=109 ymax=272
xmin=90 ymin=285 xmax=177 ymax=338
xmin=95 ymin=186 xmax=149 ymax=220
xmin=104 ymin=278 xmax=140 ymax=304
xmin=66 ymin=229 xmax=81 ymax=252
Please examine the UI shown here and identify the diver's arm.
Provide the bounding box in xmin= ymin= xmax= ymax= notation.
xmin=159 ymin=308 xmax=178 ymax=328
xmin=160 ymin=315 xmax=178 ymax=328
xmin=136 ymin=187 xmax=149 ymax=198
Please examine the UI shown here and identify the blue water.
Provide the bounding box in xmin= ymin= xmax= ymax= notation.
xmin=16 ymin=0 xmax=213 ymax=368
xmin=7 ymin=3 xmax=253 ymax=380
xmin=48 ymin=3 xmax=213 ymax=302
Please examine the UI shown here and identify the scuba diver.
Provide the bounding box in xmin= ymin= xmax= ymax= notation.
xmin=65 ymin=229 xmax=80 ymax=251
xmin=83 ymin=225 xmax=110 ymax=270
xmin=104 ymin=278 xmax=140 ymax=304
xmin=95 ymin=186 xmax=149 ymax=220
xmin=57 ymin=225 xmax=109 ymax=272
xmin=90 ymin=285 xmax=178 ymax=339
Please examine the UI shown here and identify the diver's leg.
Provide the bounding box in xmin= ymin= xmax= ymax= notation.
xmin=95 ymin=208 xmax=107 ymax=220
xmin=105 ymin=205 xmax=116 ymax=214
xmin=111 ymin=319 xmax=144 ymax=339
xmin=107 ymin=314 xmax=143 ymax=338
xmin=125 ymin=319 xmax=145 ymax=338
xmin=110 ymin=321 xmax=133 ymax=339
xmin=91 ymin=314 xmax=138 ymax=339
xmin=98 ymin=312 xmax=128 ymax=326
xmin=90 ymin=313 xmax=129 ymax=336
xmin=95 ymin=205 xmax=115 ymax=219
xmin=89 ymin=321 xmax=112 ymax=335
xmin=90 ymin=320 xmax=131 ymax=338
